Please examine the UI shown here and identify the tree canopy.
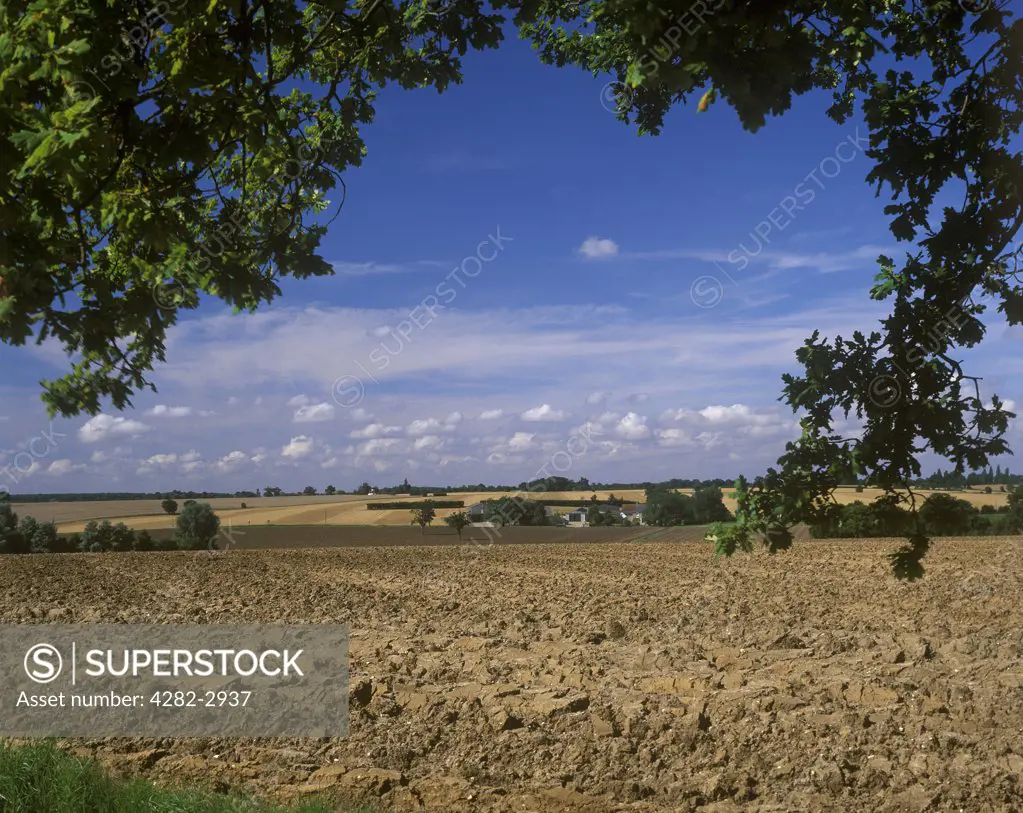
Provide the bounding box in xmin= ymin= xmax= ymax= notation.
xmin=2 ymin=0 xmax=1021 ymax=576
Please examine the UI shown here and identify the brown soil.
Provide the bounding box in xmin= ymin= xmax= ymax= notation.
xmin=2 ymin=536 xmax=1022 ymax=812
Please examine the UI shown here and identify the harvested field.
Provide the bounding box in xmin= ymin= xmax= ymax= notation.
xmin=40 ymin=486 xmax=1013 ymax=534
xmin=2 ymin=535 xmax=1022 ymax=811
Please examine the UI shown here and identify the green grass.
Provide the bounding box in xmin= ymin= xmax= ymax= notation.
xmin=0 ymin=741 xmax=368 ymax=813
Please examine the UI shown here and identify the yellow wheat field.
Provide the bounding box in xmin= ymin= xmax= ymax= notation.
xmin=26 ymin=485 xmax=1013 ymax=533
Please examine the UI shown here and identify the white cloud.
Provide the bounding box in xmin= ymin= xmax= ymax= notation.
xmin=350 ymin=408 xmax=374 ymax=422
xmin=414 ymin=435 xmax=445 ymax=451
xmin=179 ymin=450 xmax=202 ymax=463
xmin=136 ymin=452 xmax=181 ymax=476
xmin=521 ymin=404 xmax=567 ymax=422
xmin=293 ymin=402 xmax=335 ymax=423
xmin=356 ymin=438 xmax=403 ymax=456
xmin=287 ymin=394 xmax=311 ymax=407
xmin=616 ymin=412 xmax=650 ymax=439
xmin=215 ymin=451 xmax=248 ymax=472
xmin=698 ymin=404 xmax=775 ymax=426
xmin=350 ymin=423 xmax=402 ymax=439
xmin=585 ymin=392 xmax=608 ymax=405
xmin=506 ymin=432 xmax=535 ymax=451
xmin=478 ymin=409 xmax=505 ymax=420
xmin=406 ymin=417 xmax=459 ymax=436
xmin=79 ymin=414 xmax=150 ymax=444
xmin=578 ymin=236 xmax=619 ymax=259
xmin=145 ymin=453 xmax=178 ymax=466
xmin=47 ymin=459 xmax=84 ymax=476
xmin=148 ymin=405 xmax=193 ymax=417
xmin=331 ymin=261 xmax=413 ymax=276
xmin=406 ymin=418 xmax=441 ymax=435
xmin=281 ymin=436 xmax=314 ymax=459
xmin=656 ymin=428 xmax=692 ymax=447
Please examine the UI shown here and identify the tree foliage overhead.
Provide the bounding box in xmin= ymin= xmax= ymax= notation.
xmin=3 ymin=0 xmax=1021 ymax=575
xmin=535 ymin=0 xmax=1021 ymax=577
xmin=0 ymin=0 xmax=508 ymax=415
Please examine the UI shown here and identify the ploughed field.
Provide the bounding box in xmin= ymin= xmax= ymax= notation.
xmin=2 ymin=537 xmax=1022 ymax=811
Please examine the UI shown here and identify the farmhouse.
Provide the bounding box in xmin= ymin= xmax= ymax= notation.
xmin=565 ymin=504 xmax=625 ymax=525
xmin=620 ymin=503 xmax=646 ymax=523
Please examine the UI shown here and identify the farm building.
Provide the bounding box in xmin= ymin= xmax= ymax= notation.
xmin=620 ymin=503 xmax=646 ymax=523
xmin=566 ymin=504 xmax=624 ymax=525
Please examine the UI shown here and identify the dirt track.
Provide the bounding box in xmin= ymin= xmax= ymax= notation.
xmin=2 ymin=536 xmax=1022 ymax=811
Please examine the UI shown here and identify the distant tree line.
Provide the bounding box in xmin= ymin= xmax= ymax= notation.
xmin=8 ymin=469 xmax=1021 ymax=507
xmin=8 ymin=490 xmax=259 ymax=504
xmin=516 ymin=476 xmax=738 ymax=492
xmin=0 ymin=497 xmax=224 ymax=554
xmin=484 ymin=497 xmax=555 ymax=527
xmin=909 ymin=466 xmax=1023 ymax=489
xmin=810 ymin=489 xmax=1023 ymax=539
xmin=643 ymin=486 xmax=733 ymax=527
xmin=367 ymin=500 xmax=464 ymax=510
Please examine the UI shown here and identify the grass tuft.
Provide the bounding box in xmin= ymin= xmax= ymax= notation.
xmin=0 ymin=741 xmax=370 ymax=813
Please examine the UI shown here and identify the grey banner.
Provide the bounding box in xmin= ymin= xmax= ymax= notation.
xmin=0 ymin=624 xmax=348 ymax=737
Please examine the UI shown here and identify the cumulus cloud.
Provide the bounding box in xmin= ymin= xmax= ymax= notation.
xmin=521 ymin=404 xmax=567 ymax=422
xmin=414 ymin=435 xmax=445 ymax=451
xmin=215 ymin=451 xmax=248 ymax=472
xmin=145 ymin=453 xmax=178 ymax=466
xmin=293 ymin=402 xmax=335 ymax=423
xmin=506 ymin=431 xmax=535 ymax=451
xmin=356 ymin=438 xmax=403 ymax=456
xmin=407 ymin=415 xmax=460 ymax=436
xmin=585 ymin=391 xmax=608 ymax=406
xmin=350 ymin=423 xmax=402 ymax=439
xmin=698 ymin=404 xmax=773 ymax=424
xmin=148 ymin=405 xmax=192 ymax=417
xmin=578 ymin=236 xmax=619 ymax=259
xmin=487 ymin=452 xmax=523 ymax=465
xmin=478 ymin=409 xmax=505 ymax=420
xmin=350 ymin=408 xmax=374 ymax=422
xmin=79 ymin=414 xmax=150 ymax=444
xmin=281 ymin=436 xmax=314 ymax=459
xmin=136 ymin=452 xmax=182 ymax=476
xmin=406 ymin=418 xmax=442 ymax=436
xmin=656 ymin=428 xmax=692 ymax=447
xmin=287 ymin=394 xmax=311 ymax=407
xmin=616 ymin=412 xmax=650 ymax=439
xmin=47 ymin=459 xmax=84 ymax=476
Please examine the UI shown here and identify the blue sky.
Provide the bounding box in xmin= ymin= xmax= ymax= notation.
xmin=2 ymin=30 xmax=1021 ymax=493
